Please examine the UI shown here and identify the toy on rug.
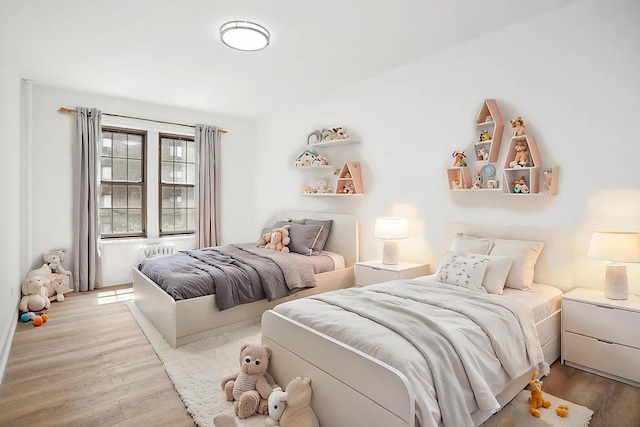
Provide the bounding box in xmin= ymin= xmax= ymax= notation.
xmin=528 ymin=370 xmax=551 ymax=418
xmin=19 ymin=274 xmax=51 ymax=313
xmin=19 ymin=312 xmax=49 ymax=327
xmin=221 ymin=343 xmax=279 ymax=419
xmin=510 ymin=140 xmax=530 ymax=167
xmin=265 ymin=226 xmax=290 ymax=253
xmin=556 ymin=404 xmax=569 ymax=417
xmin=452 ymin=150 xmax=467 ymax=167
xmin=510 ymin=116 xmax=526 ymax=137
xmin=265 ymin=386 xmax=287 ymax=426
xmin=276 ymin=376 xmax=319 ymax=427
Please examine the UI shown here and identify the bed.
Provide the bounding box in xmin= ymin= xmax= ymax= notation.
xmin=133 ymin=211 xmax=358 ymax=348
xmin=261 ymin=224 xmax=573 ymax=427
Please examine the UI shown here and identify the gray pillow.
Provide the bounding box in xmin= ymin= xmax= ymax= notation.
xmin=287 ymin=223 xmax=324 ymax=256
xmin=261 ymin=220 xmax=303 ymax=237
xmin=303 ymin=219 xmax=333 ymax=252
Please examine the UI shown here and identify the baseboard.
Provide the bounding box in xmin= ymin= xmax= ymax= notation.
xmin=0 ymin=309 xmax=18 ymax=386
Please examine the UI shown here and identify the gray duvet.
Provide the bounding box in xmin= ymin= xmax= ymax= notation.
xmin=138 ymin=243 xmax=317 ymax=310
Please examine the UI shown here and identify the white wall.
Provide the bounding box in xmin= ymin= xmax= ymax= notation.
xmin=256 ymin=0 xmax=640 ymax=293
xmin=29 ymin=85 xmax=258 ymax=285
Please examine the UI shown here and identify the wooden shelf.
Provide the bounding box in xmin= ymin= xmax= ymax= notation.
xmin=302 ymin=193 xmax=364 ymax=197
xmin=474 ymin=99 xmax=504 ymax=163
xmin=450 ymin=188 xmax=502 ymax=192
xmin=295 ymin=165 xmax=334 ymax=170
xmin=475 ymin=121 xmax=495 ymax=128
xmin=311 ymin=138 xmax=360 ymax=148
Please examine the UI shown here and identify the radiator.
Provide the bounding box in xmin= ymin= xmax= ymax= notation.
xmin=142 ymin=243 xmax=175 ymax=259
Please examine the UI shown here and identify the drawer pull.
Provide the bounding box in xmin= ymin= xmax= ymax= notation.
xmin=594 ymin=304 xmax=615 ymax=310
xmin=597 ymin=339 xmax=614 ymax=345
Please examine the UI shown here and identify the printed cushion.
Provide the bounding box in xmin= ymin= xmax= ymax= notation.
xmin=435 ymin=251 xmax=489 ymax=293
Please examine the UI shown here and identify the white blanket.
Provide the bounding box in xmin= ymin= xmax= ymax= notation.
xmin=273 ymin=279 xmax=548 ymax=427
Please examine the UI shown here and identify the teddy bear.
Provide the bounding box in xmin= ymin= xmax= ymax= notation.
xmin=270 ymin=377 xmax=319 ymax=427
xmin=528 ymin=370 xmax=551 ymax=418
xmin=510 ymin=140 xmax=530 ymax=167
xmin=19 ymin=274 xmax=51 ymax=313
xmin=510 ymin=116 xmax=526 ymax=136
xmin=265 ymin=227 xmax=290 ymax=253
xmin=220 ymin=343 xmax=279 ymax=419
xmin=257 ymin=232 xmax=272 ymax=248
xmin=43 ymin=249 xmax=72 ymax=277
xmin=512 ymin=176 xmax=530 ymax=194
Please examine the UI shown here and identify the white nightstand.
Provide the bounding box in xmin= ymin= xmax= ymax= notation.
xmin=355 ymin=260 xmax=430 ymax=287
xmin=562 ymin=288 xmax=640 ymax=387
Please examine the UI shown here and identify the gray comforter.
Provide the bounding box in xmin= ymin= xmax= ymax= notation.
xmin=138 ymin=243 xmax=316 ymax=310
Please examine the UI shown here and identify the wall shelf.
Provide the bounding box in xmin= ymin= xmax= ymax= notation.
xmin=295 ymin=165 xmax=334 ymax=170
xmin=311 ymin=138 xmax=360 ymax=148
xmin=301 ymin=193 xmax=365 ymax=197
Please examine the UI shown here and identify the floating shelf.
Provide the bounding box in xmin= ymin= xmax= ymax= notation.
xmin=311 ymin=138 xmax=360 ymax=148
xmin=475 ymin=121 xmax=495 ymax=128
xmin=301 ymin=193 xmax=364 ymax=197
xmin=295 ymin=165 xmax=334 ymax=170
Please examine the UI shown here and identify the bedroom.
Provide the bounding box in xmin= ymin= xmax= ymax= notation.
xmin=1 ymin=0 xmax=640 ymax=425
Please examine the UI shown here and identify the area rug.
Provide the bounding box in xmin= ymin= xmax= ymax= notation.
xmin=491 ymin=390 xmax=594 ymax=427
xmin=126 ymin=301 xmax=266 ymax=427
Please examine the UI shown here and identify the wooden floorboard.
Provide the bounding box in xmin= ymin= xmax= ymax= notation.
xmin=2 ymin=285 xmax=639 ymax=426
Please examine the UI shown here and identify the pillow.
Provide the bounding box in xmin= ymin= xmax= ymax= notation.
xmin=286 ymin=223 xmax=324 ymax=256
xmin=464 ymin=253 xmax=515 ymax=295
xmin=261 ymin=220 xmax=302 ymax=237
xmin=449 ymin=233 xmax=494 ymax=256
xmin=489 ymin=238 xmax=544 ymax=291
xmin=435 ymin=251 xmax=489 ymax=293
xmin=303 ymin=219 xmax=333 ymax=252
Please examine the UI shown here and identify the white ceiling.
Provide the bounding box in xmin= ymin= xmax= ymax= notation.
xmin=2 ymin=0 xmax=577 ymax=118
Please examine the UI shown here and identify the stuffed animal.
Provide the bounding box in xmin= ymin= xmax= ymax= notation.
xmin=477 ymin=147 xmax=489 ymax=161
xmin=478 ymin=129 xmax=491 ymax=142
xmin=276 ymin=377 xmax=319 ymax=427
xmin=19 ymin=275 xmax=51 ymax=313
xmin=510 ymin=116 xmax=526 ymax=136
xmin=43 ymin=249 xmax=72 ymax=277
xmin=556 ymin=404 xmax=569 ymax=417
xmin=265 ymin=226 xmax=290 ymax=253
xmin=265 ymin=386 xmax=288 ymax=427
xmin=220 ymin=343 xmax=279 ymax=419
xmin=452 ymin=151 xmax=467 ymax=167
xmin=510 ymin=140 xmax=530 ymax=167
xmin=472 ymin=172 xmax=483 ymax=189
xmin=512 ymin=176 xmax=530 ymax=194
xmin=46 ymin=277 xmax=72 ymax=302
xmin=257 ymin=232 xmax=272 ymax=248
xmin=528 ymin=370 xmax=551 ymax=418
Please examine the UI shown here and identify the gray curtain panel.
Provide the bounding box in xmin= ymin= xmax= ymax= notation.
xmin=73 ymin=107 xmax=103 ymax=291
xmin=195 ymin=124 xmax=221 ymax=248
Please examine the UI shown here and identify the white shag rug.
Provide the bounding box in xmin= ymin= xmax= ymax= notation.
xmin=492 ymin=390 xmax=594 ymax=427
xmin=127 ymin=301 xmax=266 ymax=427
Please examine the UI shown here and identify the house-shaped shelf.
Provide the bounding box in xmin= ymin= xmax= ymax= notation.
xmin=335 ymin=161 xmax=364 ymax=194
xmin=474 ymin=99 xmax=504 ymax=163
xmin=502 ymin=134 xmax=559 ymax=194
xmin=447 ymin=167 xmax=472 ymax=190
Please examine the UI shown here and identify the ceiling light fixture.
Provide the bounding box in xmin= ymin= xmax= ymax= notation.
xmin=220 ymin=21 xmax=270 ymax=51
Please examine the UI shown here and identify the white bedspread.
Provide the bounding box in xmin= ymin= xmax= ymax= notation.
xmin=273 ymin=279 xmax=548 ymax=427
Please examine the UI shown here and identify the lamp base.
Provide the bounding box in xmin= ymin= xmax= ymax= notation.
xmin=382 ymin=240 xmax=398 ymax=265
xmin=605 ymin=262 xmax=628 ymax=300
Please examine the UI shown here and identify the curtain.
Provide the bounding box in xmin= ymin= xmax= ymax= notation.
xmin=73 ymin=107 xmax=103 ymax=291
xmin=196 ymin=124 xmax=221 ymax=248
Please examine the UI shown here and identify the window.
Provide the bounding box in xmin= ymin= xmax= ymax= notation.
xmin=99 ymin=128 xmax=146 ymax=238
xmin=160 ymin=134 xmax=196 ymax=235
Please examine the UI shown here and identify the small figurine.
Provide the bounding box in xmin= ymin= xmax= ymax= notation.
xmin=510 ymin=116 xmax=526 ymax=137
xmin=542 ymin=168 xmax=553 ymax=193
xmin=477 ymin=147 xmax=489 ymax=161
xmin=343 ymin=172 xmax=351 ymax=179
xmin=510 ymin=140 xmax=530 ymax=167
xmin=512 ymin=176 xmax=529 ymax=194
xmin=451 ymin=180 xmax=461 ymax=190
xmin=487 ymin=179 xmax=498 ymax=189
xmin=478 ymin=130 xmax=491 ymax=142
xmin=472 ymin=172 xmax=483 ymax=189
xmin=452 ymin=151 xmax=467 ymax=167
xmin=485 ymin=115 xmax=493 ymax=122
xmin=311 ymin=155 xmax=329 ymax=166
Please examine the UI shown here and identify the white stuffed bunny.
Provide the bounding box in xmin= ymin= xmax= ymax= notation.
xmin=265 ymin=386 xmax=287 ymax=426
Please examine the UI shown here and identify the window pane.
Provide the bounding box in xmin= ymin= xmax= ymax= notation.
xmin=102 ymin=132 xmax=113 ymax=156
xmin=175 ymin=209 xmax=187 ymax=231
xmin=186 ymin=163 xmax=196 ymax=185
xmin=161 ymin=186 xmax=174 ymax=208
xmin=162 ymin=209 xmax=175 ymax=232
xmin=187 ymin=208 xmax=196 ymax=231
xmin=161 ymin=138 xmax=173 ymax=161
xmin=101 ymin=158 xmax=112 ymax=181
xmin=161 ymin=161 xmax=173 ymax=183
xmin=128 ymin=185 xmax=142 ymax=208
xmin=113 ymin=133 xmax=128 ymax=158
xmin=112 ymin=158 xmax=127 ymax=181
xmin=187 ymin=187 xmax=195 ymax=208
xmin=100 ymin=209 xmax=112 ymax=234
xmin=174 ymin=140 xmax=186 ymax=161
xmin=175 ymin=187 xmax=187 ymax=208
xmin=174 ymin=163 xmax=186 ymax=184
xmin=100 ymin=184 xmax=112 ymax=208
xmin=128 ymin=209 xmax=142 ymax=233
xmin=128 ymin=159 xmax=142 ymax=182
xmin=112 ymin=185 xmax=127 ymax=208
xmin=113 ymin=209 xmax=128 ymax=233
xmin=128 ymin=134 xmax=143 ymax=159
xmin=186 ymin=140 xmax=195 ymax=163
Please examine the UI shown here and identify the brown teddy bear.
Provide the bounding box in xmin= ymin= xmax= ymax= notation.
xmin=265 ymin=226 xmax=290 ymax=252
xmin=510 ymin=116 xmax=526 ymax=136
xmin=528 ymin=370 xmax=551 ymax=418
xmin=510 ymin=140 xmax=530 ymax=167
xmin=266 ymin=376 xmax=319 ymax=427
xmin=221 ymin=343 xmax=279 ymax=419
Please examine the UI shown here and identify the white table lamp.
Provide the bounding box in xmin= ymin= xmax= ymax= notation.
xmin=588 ymin=231 xmax=640 ymax=300
xmin=374 ymin=217 xmax=409 ymax=265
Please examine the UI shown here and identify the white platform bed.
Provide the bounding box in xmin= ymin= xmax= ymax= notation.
xmin=262 ymin=224 xmax=573 ymax=427
xmin=133 ymin=211 xmax=358 ymax=348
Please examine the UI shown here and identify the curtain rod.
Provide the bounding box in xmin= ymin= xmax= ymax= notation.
xmin=58 ymin=107 xmax=228 ymax=133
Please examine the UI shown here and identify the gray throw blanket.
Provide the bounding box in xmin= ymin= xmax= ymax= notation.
xmin=138 ymin=243 xmax=316 ymax=311
xmin=310 ymin=280 xmax=546 ymax=427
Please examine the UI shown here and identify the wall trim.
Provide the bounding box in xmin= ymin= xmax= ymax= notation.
xmin=0 ymin=310 xmax=17 ymax=386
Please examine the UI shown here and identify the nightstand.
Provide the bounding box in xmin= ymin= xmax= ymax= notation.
xmin=562 ymin=288 xmax=640 ymax=387
xmin=355 ymin=260 xmax=430 ymax=287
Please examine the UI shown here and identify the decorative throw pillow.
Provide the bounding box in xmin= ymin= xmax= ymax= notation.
xmin=261 ymin=220 xmax=302 ymax=238
xmin=303 ymin=219 xmax=333 ymax=252
xmin=286 ymin=223 xmax=324 ymax=256
xmin=465 ymin=253 xmax=515 ymax=295
xmin=489 ymin=238 xmax=544 ymax=291
xmin=435 ymin=251 xmax=489 ymax=293
xmin=449 ymin=233 xmax=494 ymax=256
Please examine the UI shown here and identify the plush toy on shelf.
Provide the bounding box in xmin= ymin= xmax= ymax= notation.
xmin=510 ymin=140 xmax=530 ymax=167
xmin=528 ymin=370 xmax=551 ymax=418
xmin=472 ymin=172 xmax=483 ymax=189
xmin=477 ymin=147 xmax=489 ymax=161
xmin=478 ymin=130 xmax=491 ymax=142
xmin=452 ymin=151 xmax=467 ymax=167
xmin=510 ymin=116 xmax=526 ymax=137
xmin=512 ymin=176 xmax=530 ymax=194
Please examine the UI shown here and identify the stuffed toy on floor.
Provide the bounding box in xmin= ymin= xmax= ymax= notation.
xmin=528 ymin=370 xmax=551 ymax=418
xmin=266 ymin=376 xmax=319 ymax=427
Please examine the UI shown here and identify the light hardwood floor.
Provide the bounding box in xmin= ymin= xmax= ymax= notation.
xmin=1 ymin=286 xmax=639 ymax=427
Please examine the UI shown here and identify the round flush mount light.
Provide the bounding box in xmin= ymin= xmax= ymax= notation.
xmin=220 ymin=21 xmax=270 ymax=51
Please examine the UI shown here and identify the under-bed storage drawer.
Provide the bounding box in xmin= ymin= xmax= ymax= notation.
xmin=563 ymin=331 xmax=640 ymax=384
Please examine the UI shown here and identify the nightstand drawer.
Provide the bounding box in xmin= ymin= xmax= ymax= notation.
xmin=356 ymin=265 xmax=399 ymax=286
xmin=563 ymin=299 xmax=640 ymax=348
xmin=563 ymin=331 xmax=640 ymax=384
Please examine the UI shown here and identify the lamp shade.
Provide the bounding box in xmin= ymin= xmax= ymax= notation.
xmin=588 ymin=231 xmax=640 ymax=263
xmin=374 ymin=217 xmax=409 ymax=240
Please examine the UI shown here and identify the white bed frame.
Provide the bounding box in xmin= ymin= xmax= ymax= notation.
xmin=261 ymin=224 xmax=573 ymax=427
xmin=133 ymin=211 xmax=359 ymax=348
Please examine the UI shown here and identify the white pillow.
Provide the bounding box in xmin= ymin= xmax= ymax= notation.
xmin=449 ymin=233 xmax=494 ymax=256
xmin=435 ymin=251 xmax=489 ymax=293
xmin=465 ymin=253 xmax=515 ymax=295
xmin=489 ymin=238 xmax=544 ymax=291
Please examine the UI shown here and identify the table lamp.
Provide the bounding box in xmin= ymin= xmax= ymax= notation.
xmin=374 ymin=217 xmax=409 ymax=265
xmin=587 ymin=231 xmax=640 ymax=300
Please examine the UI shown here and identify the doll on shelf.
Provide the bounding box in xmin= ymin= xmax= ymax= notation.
xmin=452 ymin=150 xmax=467 ymax=167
